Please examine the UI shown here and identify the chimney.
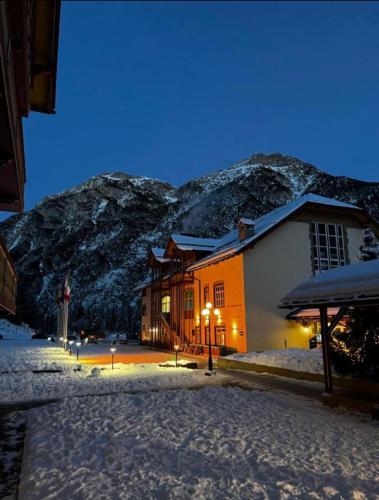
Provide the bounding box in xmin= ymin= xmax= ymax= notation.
xmin=238 ymin=218 xmax=255 ymax=242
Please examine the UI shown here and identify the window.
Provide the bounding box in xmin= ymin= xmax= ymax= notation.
xmin=142 ymin=303 xmax=147 ymax=316
xmin=194 ymin=326 xmax=201 ymax=344
xmin=214 ymin=283 xmax=225 ymax=307
xmin=161 ymin=295 xmax=170 ymax=313
xmin=216 ymin=327 xmax=226 ymax=347
xmin=142 ymin=289 xmax=146 ymax=297
xmin=311 ymin=222 xmax=346 ymax=273
xmin=184 ymin=289 xmax=194 ymax=319
xmin=204 ymin=286 xmax=209 ymax=305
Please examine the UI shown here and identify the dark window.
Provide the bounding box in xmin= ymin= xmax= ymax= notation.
xmin=142 ymin=304 xmax=147 ymax=316
xmin=311 ymin=222 xmax=346 ymax=274
xmin=204 ymin=286 xmax=209 ymax=305
xmin=184 ymin=289 xmax=194 ymax=319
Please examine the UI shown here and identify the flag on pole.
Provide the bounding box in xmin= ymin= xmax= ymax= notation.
xmin=56 ymin=272 xmax=71 ymax=341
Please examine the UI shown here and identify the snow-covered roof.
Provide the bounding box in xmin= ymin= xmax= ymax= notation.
xmin=151 ymin=247 xmax=169 ymax=263
xmin=169 ymin=234 xmax=220 ymax=252
xmin=188 ymin=194 xmax=362 ymax=271
xmin=238 ymin=218 xmax=255 ymax=226
xmin=134 ymin=275 xmax=153 ymax=291
xmin=280 ymin=259 xmax=379 ymax=308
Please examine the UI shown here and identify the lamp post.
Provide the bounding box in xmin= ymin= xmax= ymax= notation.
xmin=68 ymin=340 xmax=74 ymax=355
xmin=201 ymin=303 xmax=220 ymax=372
xmin=110 ymin=347 xmax=116 ymax=369
xmin=75 ymin=341 xmax=81 ymax=361
xmin=174 ymin=344 xmax=180 ymax=367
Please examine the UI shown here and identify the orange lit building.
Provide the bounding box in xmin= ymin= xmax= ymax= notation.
xmin=138 ymin=194 xmax=379 ymax=354
xmin=0 ymin=0 xmax=61 ymax=314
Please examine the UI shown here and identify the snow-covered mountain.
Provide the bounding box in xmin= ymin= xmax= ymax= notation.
xmin=1 ymin=153 xmax=378 ymax=334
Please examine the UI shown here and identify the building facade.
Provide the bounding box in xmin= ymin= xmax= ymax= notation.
xmin=138 ymin=194 xmax=379 ymax=354
xmin=0 ymin=0 xmax=61 ymax=314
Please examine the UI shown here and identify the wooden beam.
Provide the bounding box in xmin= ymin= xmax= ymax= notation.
xmin=320 ymin=306 xmax=333 ymax=394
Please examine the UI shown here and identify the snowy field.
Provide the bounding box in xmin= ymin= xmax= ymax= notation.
xmin=19 ymin=386 xmax=379 ymax=499
xmin=2 ymin=320 xmax=378 ymax=499
xmin=0 ymin=321 xmax=221 ymax=404
xmin=225 ymin=348 xmax=324 ymax=374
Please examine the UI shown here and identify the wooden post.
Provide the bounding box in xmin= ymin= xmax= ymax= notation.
xmin=320 ymin=305 xmax=333 ymax=394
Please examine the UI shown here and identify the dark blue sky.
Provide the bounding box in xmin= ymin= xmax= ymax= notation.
xmin=23 ymin=1 xmax=379 ymax=211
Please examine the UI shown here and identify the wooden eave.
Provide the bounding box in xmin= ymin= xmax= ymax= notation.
xmin=30 ymin=0 xmax=61 ymax=114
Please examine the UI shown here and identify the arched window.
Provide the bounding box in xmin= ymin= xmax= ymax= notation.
xmin=161 ymin=295 xmax=171 ymax=313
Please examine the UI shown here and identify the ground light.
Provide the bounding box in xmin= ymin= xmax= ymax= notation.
xmin=174 ymin=344 xmax=180 ymax=367
xmin=110 ymin=347 xmax=116 ymax=369
xmin=201 ymin=303 xmax=220 ymax=372
xmin=68 ymin=340 xmax=74 ymax=355
xmin=75 ymin=342 xmax=81 ymax=361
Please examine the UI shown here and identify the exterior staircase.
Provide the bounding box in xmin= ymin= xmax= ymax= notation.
xmin=160 ymin=314 xmax=201 ymax=355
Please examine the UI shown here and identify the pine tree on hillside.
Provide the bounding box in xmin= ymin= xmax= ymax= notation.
xmin=331 ymin=228 xmax=379 ymax=380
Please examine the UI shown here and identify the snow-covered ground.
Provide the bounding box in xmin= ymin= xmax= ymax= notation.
xmin=0 ymin=321 xmax=220 ymax=404
xmin=2 ymin=320 xmax=378 ymax=499
xmin=225 ymin=348 xmax=324 ymax=374
xmin=18 ymin=386 xmax=379 ymax=499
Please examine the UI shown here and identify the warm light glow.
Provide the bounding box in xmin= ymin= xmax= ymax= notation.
xmin=205 ymin=302 xmax=213 ymax=310
xmin=174 ymin=344 xmax=180 ymax=351
xmin=214 ymin=308 xmax=220 ymax=317
xmin=59 ymin=337 xmax=64 ymax=342
xmin=303 ymin=326 xmax=310 ymax=333
xmin=110 ymin=347 xmax=116 ymax=353
xmin=201 ymin=308 xmax=210 ymax=317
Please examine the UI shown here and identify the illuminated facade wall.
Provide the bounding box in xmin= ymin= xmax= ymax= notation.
xmin=139 ymin=207 xmax=378 ymax=353
xmin=192 ymin=254 xmax=247 ymax=353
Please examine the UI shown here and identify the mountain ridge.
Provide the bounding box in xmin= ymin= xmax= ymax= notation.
xmin=1 ymin=152 xmax=378 ymax=334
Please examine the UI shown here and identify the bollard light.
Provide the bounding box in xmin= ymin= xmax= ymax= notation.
xmin=68 ymin=340 xmax=74 ymax=355
xmin=174 ymin=344 xmax=180 ymax=367
xmin=75 ymin=341 xmax=81 ymax=361
xmin=110 ymin=347 xmax=116 ymax=369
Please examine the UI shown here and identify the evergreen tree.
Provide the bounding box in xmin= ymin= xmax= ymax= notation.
xmin=331 ymin=228 xmax=379 ymax=379
xmin=358 ymin=228 xmax=379 ymax=261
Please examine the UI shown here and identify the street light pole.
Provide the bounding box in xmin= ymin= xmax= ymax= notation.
xmin=202 ymin=303 xmax=220 ymax=372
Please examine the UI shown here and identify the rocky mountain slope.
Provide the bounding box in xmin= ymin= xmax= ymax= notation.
xmin=1 ymin=153 xmax=378 ymax=334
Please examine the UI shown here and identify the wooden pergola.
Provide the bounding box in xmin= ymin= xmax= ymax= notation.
xmin=279 ymin=260 xmax=379 ymax=394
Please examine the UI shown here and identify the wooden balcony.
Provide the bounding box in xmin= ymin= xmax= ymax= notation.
xmin=0 ymin=237 xmax=17 ymax=314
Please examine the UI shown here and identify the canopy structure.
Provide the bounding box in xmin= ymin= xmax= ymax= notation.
xmin=280 ymin=259 xmax=379 ymax=309
xmin=279 ymin=260 xmax=379 ymax=394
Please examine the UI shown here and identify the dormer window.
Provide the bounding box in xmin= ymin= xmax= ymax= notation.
xmin=238 ymin=218 xmax=255 ymax=242
xmin=311 ymin=222 xmax=346 ymax=273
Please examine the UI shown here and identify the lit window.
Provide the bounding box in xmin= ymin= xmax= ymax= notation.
xmin=311 ymin=222 xmax=346 ymax=274
xmin=184 ymin=289 xmax=194 ymax=319
xmin=214 ymin=283 xmax=225 ymax=307
xmin=161 ymin=295 xmax=170 ymax=313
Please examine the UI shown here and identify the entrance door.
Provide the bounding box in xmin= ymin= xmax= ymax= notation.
xmin=216 ymin=327 xmax=226 ymax=347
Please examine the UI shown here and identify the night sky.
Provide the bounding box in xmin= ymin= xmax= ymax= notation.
xmin=22 ymin=1 xmax=379 ymax=212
